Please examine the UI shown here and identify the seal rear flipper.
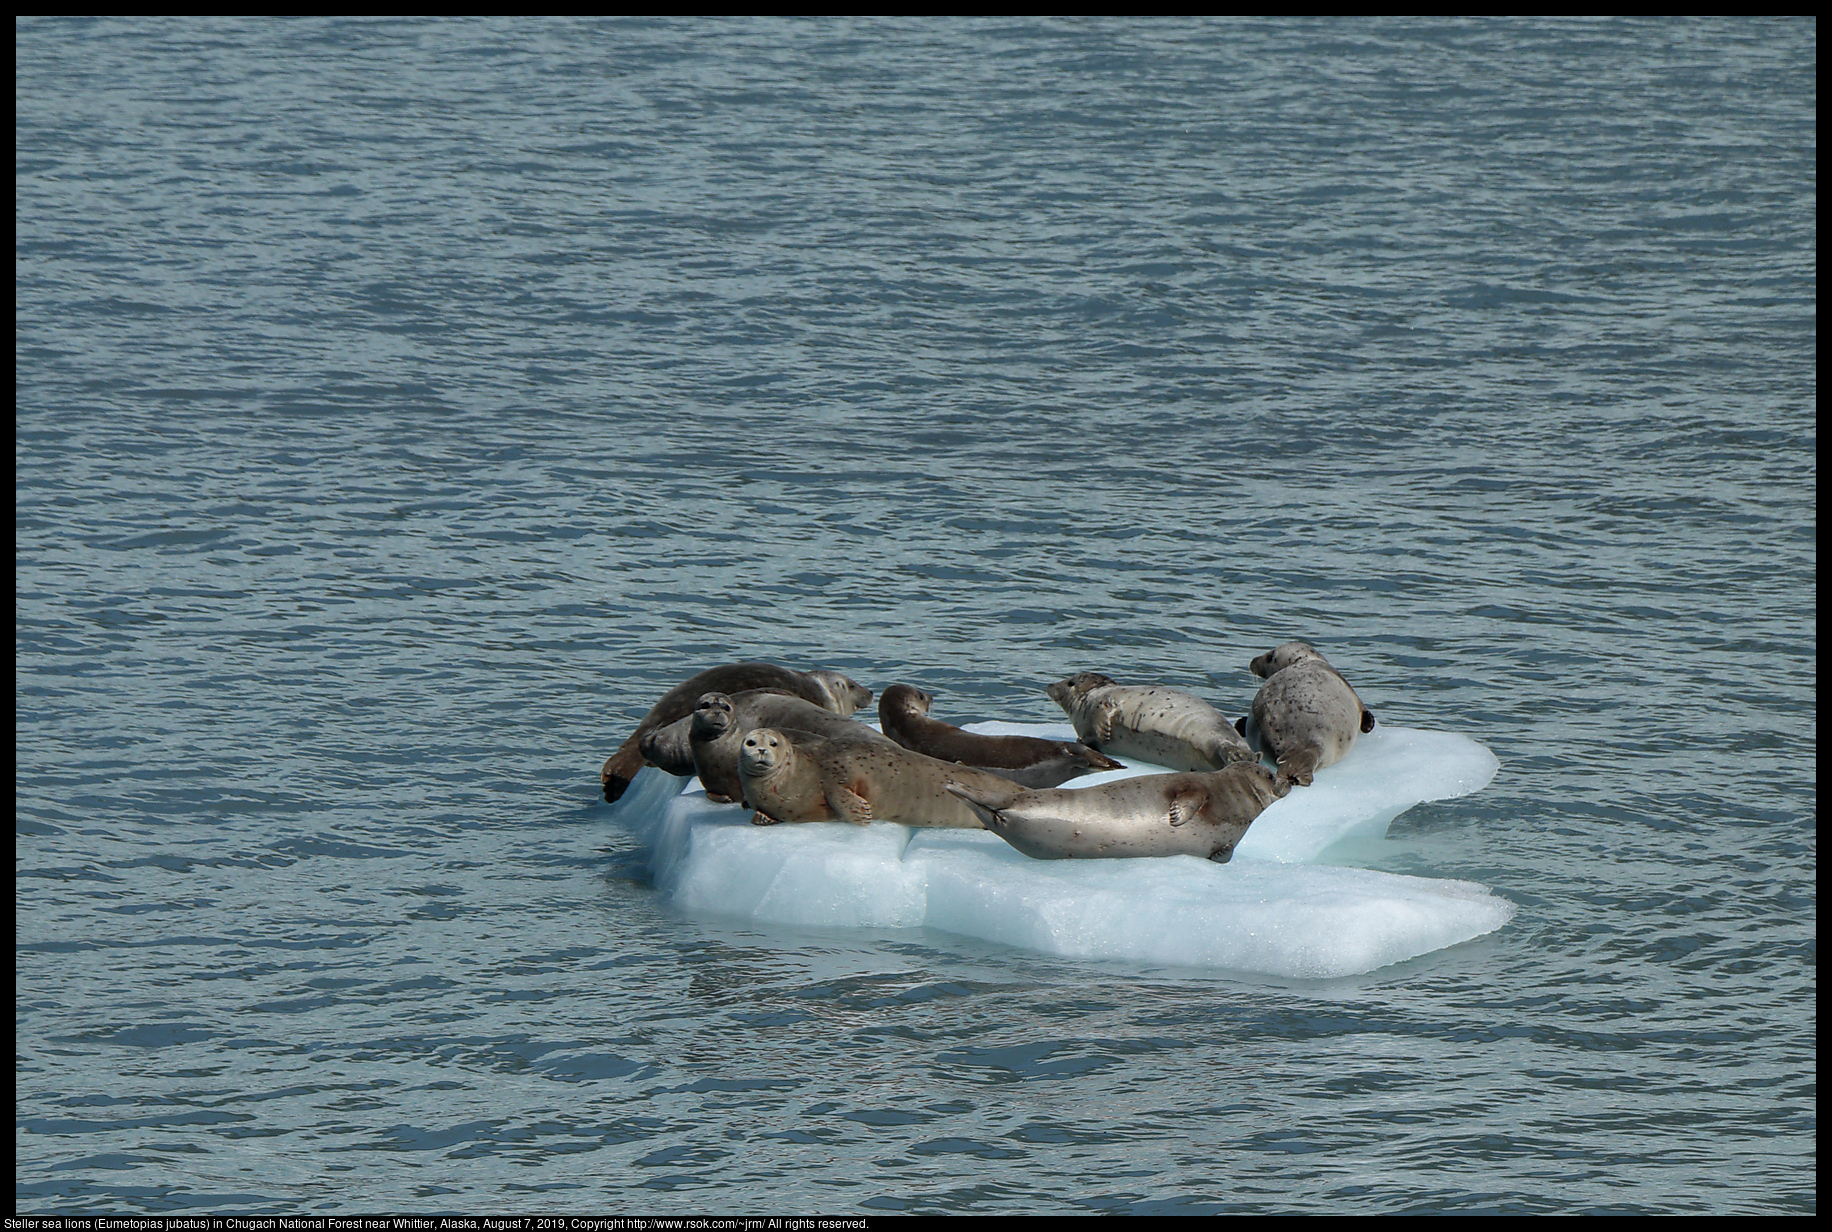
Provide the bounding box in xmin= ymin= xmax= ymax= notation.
xmin=1276 ymin=747 xmax=1320 ymax=789
xmin=829 ymin=783 xmax=874 ymax=826
xmin=1217 ymin=742 xmax=1258 ymax=768
xmin=1235 ymin=712 xmax=1263 ymax=755
xmin=943 ymin=782 xmax=1018 ymax=830
xmin=1074 ymin=744 xmax=1126 ymax=771
xmin=601 ymin=740 xmax=646 ymax=802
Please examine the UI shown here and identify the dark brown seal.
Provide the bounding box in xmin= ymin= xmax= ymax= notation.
xmin=599 ymin=662 xmax=870 ymax=802
xmin=877 ymin=683 xmax=1124 ymax=789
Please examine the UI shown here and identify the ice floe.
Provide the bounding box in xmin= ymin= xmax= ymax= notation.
xmin=605 ymin=722 xmax=1510 ymax=978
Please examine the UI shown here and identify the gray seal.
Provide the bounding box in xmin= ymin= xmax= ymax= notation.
xmin=945 ymin=762 xmax=1289 ymax=861
xmin=599 ymin=662 xmax=870 ymax=801
xmin=878 ymin=683 xmax=1125 ymax=789
xmin=1236 ymin=641 xmax=1376 ymax=789
xmin=736 ymin=727 xmax=1021 ymax=829
xmin=1045 ymin=672 xmax=1254 ymax=772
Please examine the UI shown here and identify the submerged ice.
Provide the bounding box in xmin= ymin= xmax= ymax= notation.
xmin=607 ymin=722 xmax=1509 ymax=979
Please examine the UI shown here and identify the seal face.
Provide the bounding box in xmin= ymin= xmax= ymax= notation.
xmin=878 ymin=683 xmax=1125 ymax=789
xmin=599 ymin=662 xmax=872 ymax=801
xmin=648 ymin=688 xmax=894 ymax=781
xmin=686 ymin=692 xmax=742 ymax=803
xmin=1239 ymin=641 xmax=1375 ymax=789
xmin=946 ymin=762 xmax=1289 ymax=861
xmin=736 ymin=727 xmax=1022 ymax=829
xmin=1045 ymin=673 xmax=1253 ymax=772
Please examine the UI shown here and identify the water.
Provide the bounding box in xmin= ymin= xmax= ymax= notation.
xmin=15 ymin=16 xmax=1814 ymax=1215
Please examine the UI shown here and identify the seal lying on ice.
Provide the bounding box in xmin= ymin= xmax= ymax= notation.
xmin=685 ymin=691 xmax=893 ymax=805
xmin=1045 ymin=672 xmax=1253 ymax=772
xmin=599 ymin=663 xmax=869 ymax=801
xmin=877 ymin=683 xmax=1124 ymax=789
xmin=945 ymin=762 xmax=1288 ymax=861
xmin=642 ymin=688 xmax=891 ymax=781
xmin=1237 ymin=641 xmax=1376 ymax=789
xmin=737 ymin=727 xmax=1021 ymax=829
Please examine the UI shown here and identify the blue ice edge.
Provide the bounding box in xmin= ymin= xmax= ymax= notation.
xmin=605 ymin=722 xmax=1509 ymax=979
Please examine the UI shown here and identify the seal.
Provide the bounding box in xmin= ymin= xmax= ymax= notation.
xmin=737 ymin=727 xmax=1021 ymax=829
xmin=1045 ymin=672 xmax=1253 ymax=772
xmin=600 ymin=662 xmax=870 ymax=802
xmin=1236 ymin=641 xmax=1376 ymax=789
xmin=684 ymin=691 xmax=893 ymax=804
xmin=877 ymin=683 xmax=1125 ymax=789
xmin=945 ymin=762 xmax=1288 ymax=861
xmin=645 ymin=688 xmax=893 ymax=780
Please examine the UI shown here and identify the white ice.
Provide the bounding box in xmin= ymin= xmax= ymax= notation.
xmin=606 ymin=722 xmax=1510 ymax=979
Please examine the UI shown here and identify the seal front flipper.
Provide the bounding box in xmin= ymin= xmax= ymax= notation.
xmin=751 ymin=809 xmax=785 ymax=826
xmin=1361 ymin=706 xmax=1376 ymax=734
xmin=829 ymin=783 xmax=874 ymax=827
xmin=1091 ymin=698 xmax=1120 ymax=745
xmin=1166 ymin=790 xmax=1208 ymax=827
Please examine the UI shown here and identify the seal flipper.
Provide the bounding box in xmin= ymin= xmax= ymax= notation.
xmin=750 ymin=809 xmax=785 ymax=826
xmin=1361 ymin=707 xmax=1376 ymax=734
xmin=829 ymin=783 xmax=874 ymax=826
xmin=943 ymin=782 xmax=1020 ymax=830
xmin=1166 ymin=789 xmax=1208 ymax=827
xmin=1235 ymin=711 xmax=1264 ymax=755
xmin=1276 ymin=746 xmax=1321 ymax=789
xmin=1091 ymin=698 xmax=1120 ymax=745
xmin=1074 ymin=744 xmax=1126 ymax=771
xmin=602 ymin=739 xmax=645 ymax=802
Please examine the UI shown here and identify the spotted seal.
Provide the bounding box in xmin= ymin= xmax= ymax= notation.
xmin=1045 ymin=672 xmax=1254 ymax=772
xmin=685 ymin=691 xmax=893 ymax=804
xmin=600 ymin=662 xmax=870 ymax=801
xmin=643 ymin=688 xmax=891 ymax=781
xmin=945 ymin=761 xmax=1288 ymax=861
xmin=1236 ymin=641 xmax=1375 ymax=788
xmin=877 ymin=683 xmax=1125 ymax=789
xmin=736 ymin=727 xmax=1020 ymax=829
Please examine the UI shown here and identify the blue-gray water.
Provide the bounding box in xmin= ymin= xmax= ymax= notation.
xmin=15 ymin=17 xmax=1815 ymax=1215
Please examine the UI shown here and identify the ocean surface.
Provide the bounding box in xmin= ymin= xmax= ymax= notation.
xmin=15 ymin=17 xmax=1815 ymax=1215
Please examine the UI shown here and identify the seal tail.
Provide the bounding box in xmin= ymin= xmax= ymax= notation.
xmin=944 ymin=782 xmax=1023 ymax=829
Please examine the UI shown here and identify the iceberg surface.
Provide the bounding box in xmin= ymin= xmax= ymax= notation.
xmin=606 ymin=723 xmax=1511 ymax=979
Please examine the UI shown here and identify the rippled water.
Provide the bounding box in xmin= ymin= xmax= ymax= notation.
xmin=16 ymin=17 xmax=1815 ymax=1215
